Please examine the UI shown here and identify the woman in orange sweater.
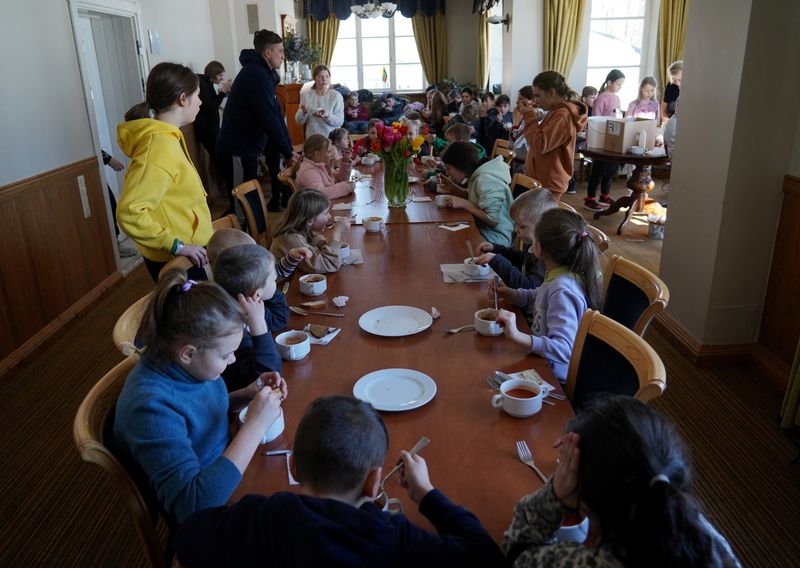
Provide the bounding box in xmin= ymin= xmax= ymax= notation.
xmin=522 ymin=72 xmax=588 ymax=201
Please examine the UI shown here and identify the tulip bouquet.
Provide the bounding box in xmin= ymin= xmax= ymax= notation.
xmin=371 ymin=121 xmax=427 ymax=207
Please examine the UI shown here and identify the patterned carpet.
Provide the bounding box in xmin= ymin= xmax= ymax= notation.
xmin=1 ymin=189 xmax=798 ymax=565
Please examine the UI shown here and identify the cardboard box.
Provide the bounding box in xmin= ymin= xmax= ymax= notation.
xmin=604 ymin=119 xmax=657 ymax=153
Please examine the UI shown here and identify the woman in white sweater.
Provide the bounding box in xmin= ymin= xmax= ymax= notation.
xmin=295 ymin=65 xmax=344 ymax=139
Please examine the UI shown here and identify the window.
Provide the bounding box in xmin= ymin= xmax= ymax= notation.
xmin=330 ymin=15 xmax=425 ymax=92
xmin=585 ymin=0 xmax=646 ymax=110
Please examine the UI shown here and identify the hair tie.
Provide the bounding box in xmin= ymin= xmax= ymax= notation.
xmin=578 ymin=231 xmax=589 ymax=238
xmin=649 ymin=473 xmax=670 ymax=487
xmin=180 ymin=280 xmax=197 ymax=292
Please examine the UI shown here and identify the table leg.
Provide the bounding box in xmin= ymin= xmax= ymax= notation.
xmin=592 ymin=164 xmax=654 ymax=235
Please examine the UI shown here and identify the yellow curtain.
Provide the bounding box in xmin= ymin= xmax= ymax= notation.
xmin=476 ymin=11 xmax=489 ymax=90
xmin=656 ymin=0 xmax=689 ymax=91
xmin=306 ymin=15 xmax=340 ymax=67
xmin=411 ymin=11 xmax=447 ymax=85
xmin=543 ymin=0 xmax=586 ymax=77
xmin=781 ymin=340 xmax=800 ymax=428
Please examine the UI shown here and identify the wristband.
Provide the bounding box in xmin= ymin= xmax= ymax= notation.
xmin=170 ymin=239 xmax=184 ymax=256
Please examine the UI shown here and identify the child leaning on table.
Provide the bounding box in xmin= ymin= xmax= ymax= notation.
xmin=495 ymin=209 xmax=601 ymax=383
xmin=111 ymin=269 xmax=287 ymax=524
xmin=173 ymin=395 xmax=506 ymax=568
xmin=503 ymin=396 xmax=742 ymax=568
xmin=270 ymin=188 xmax=351 ymax=274
xmin=476 ymin=187 xmax=557 ymax=294
xmin=292 ymin=134 xmax=355 ymax=200
xmin=213 ymin=244 xmax=284 ymax=392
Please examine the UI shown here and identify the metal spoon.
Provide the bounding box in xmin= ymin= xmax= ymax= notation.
xmin=466 ymin=239 xmax=475 ymax=263
xmin=447 ymin=324 xmax=475 ymax=334
xmin=381 ymin=436 xmax=430 ymax=486
xmin=493 ymin=275 xmax=499 ymax=311
xmin=289 ymin=306 xmax=344 ymax=317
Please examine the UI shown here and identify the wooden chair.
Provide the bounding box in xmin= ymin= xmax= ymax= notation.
xmin=73 ymin=356 xmax=173 ymax=567
xmin=510 ymin=173 xmax=542 ymax=197
xmin=232 ymin=179 xmax=272 ymax=248
xmin=211 ymin=214 xmax=241 ymax=232
xmin=276 ymin=167 xmax=299 ymax=194
xmin=587 ymin=224 xmax=610 ymax=252
xmin=112 ymin=293 xmax=152 ymax=357
xmin=565 ymin=310 xmax=666 ymax=408
xmin=490 ymin=140 xmax=516 ymax=164
xmin=602 ymin=255 xmax=670 ymax=336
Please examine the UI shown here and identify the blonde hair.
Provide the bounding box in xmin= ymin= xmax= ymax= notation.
xmin=291 ymin=134 xmax=331 ymax=177
xmin=668 ymin=60 xmax=683 ymax=82
xmin=206 ymin=229 xmax=255 ymax=267
xmin=635 ymin=76 xmax=659 ymax=105
xmin=273 ymin=188 xmax=331 ymax=243
xmin=509 ymin=187 xmax=558 ymax=224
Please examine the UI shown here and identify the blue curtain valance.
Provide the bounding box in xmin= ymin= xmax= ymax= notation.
xmin=303 ymin=0 xmax=446 ymax=21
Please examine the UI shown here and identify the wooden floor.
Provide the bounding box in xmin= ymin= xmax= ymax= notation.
xmin=1 ymin=178 xmax=799 ymax=567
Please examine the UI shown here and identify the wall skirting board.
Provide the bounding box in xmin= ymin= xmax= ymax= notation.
xmin=0 ymin=157 xmax=119 ymax=377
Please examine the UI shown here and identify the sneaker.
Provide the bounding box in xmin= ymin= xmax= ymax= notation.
xmin=583 ymin=197 xmax=603 ymax=212
xmin=566 ymin=178 xmax=577 ymax=194
xmin=598 ymin=194 xmax=613 ymax=207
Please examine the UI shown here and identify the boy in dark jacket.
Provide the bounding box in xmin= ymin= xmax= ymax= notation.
xmin=174 ymin=396 xmax=506 ymax=568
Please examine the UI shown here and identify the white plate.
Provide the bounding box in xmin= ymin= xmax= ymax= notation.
xmin=358 ymin=305 xmax=433 ymax=337
xmin=353 ymin=369 xmax=437 ymax=411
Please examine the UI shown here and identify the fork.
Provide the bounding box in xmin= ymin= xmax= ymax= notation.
xmin=516 ymin=440 xmax=547 ymax=483
xmin=289 ymin=306 xmax=345 ymax=317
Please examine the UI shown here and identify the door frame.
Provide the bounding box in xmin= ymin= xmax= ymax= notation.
xmin=67 ymin=0 xmax=149 ymax=271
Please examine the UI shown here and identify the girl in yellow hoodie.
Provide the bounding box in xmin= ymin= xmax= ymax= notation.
xmin=117 ymin=62 xmax=212 ymax=281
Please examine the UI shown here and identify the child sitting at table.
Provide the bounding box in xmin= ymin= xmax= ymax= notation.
xmin=495 ymin=209 xmax=601 ymax=383
xmin=270 ymin=188 xmax=351 ymax=274
xmin=479 ymin=94 xmax=513 ymax=152
xmin=173 ymin=395 xmax=505 ymax=567
xmin=293 ymin=134 xmax=355 ymax=200
xmin=426 ymin=122 xmax=487 ymax=159
xmin=476 ymin=187 xmax=557 ymax=296
xmin=352 ymin=118 xmax=383 ymax=157
xmin=438 ymin=141 xmax=514 ymax=247
xmin=213 ymin=244 xmax=284 ymax=392
xmin=504 ymin=396 xmax=742 ymax=567
xmin=112 ymin=269 xmax=287 ymax=523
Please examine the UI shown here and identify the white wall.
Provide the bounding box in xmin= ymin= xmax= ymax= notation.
xmin=659 ymin=0 xmax=800 ymax=344
xmin=502 ymin=0 xmax=544 ymax=97
xmin=0 ymin=0 xmax=94 ymax=185
xmin=137 ymin=0 xmax=215 ymax=73
xmin=445 ymin=3 xmax=480 ymax=84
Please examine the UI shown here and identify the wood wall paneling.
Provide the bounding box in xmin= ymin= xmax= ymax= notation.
xmin=758 ymin=175 xmax=800 ymax=367
xmin=0 ymin=158 xmax=117 ymax=362
xmin=277 ymin=83 xmax=304 ymax=146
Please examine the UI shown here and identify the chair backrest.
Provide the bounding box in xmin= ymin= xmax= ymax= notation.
xmin=602 ymin=255 xmax=670 ymax=336
xmin=493 ymin=138 xmax=513 ymax=152
xmin=211 ymin=214 xmax=241 ymax=232
xmin=73 ymin=356 xmax=170 ymax=567
xmin=558 ymin=201 xmax=577 ymax=213
xmin=566 ymin=310 xmax=666 ymax=408
xmin=491 ymin=142 xmax=516 ymax=164
xmin=276 ymin=167 xmax=299 ymax=194
xmin=232 ymin=179 xmax=272 ymax=248
xmin=156 ymin=256 xmax=193 ymax=282
xmin=587 ymin=224 xmax=609 ymax=252
xmin=510 ymin=173 xmax=542 ymax=196
xmin=112 ymin=293 xmax=152 ymax=357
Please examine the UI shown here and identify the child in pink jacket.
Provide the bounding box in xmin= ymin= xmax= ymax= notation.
xmin=293 ymin=134 xmax=355 ymax=199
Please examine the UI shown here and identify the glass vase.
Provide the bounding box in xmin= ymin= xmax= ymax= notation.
xmin=383 ymin=154 xmax=411 ymax=208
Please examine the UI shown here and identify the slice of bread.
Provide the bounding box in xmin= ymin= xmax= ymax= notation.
xmin=300 ymin=300 xmax=326 ymax=309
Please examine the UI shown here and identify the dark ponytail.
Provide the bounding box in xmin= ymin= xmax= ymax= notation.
xmin=532 ymin=71 xmax=587 ymax=128
xmin=569 ymin=396 xmax=723 ymax=567
xmin=534 ymin=209 xmax=601 ymax=309
xmin=125 ymin=62 xmax=199 ymax=121
xmin=137 ymin=269 xmax=245 ymax=360
xmin=598 ymin=68 xmax=626 ymax=94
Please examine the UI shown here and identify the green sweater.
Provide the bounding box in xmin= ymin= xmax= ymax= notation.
xmin=468 ymin=156 xmax=514 ymax=247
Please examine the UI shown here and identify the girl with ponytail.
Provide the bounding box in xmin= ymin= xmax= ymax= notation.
xmin=117 ymin=62 xmax=213 ymax=281
xmin=504 ymin=396 xmax=741 ymax=567
xmin=495 ymin=209 xmax=599 ymax=382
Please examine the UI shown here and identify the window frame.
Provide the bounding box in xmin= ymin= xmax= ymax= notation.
xmin=331 ymin=16 xmax=425 ymax=93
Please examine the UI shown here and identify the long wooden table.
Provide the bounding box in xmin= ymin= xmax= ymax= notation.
xmin=233 ymin=221 xmax=574 ymax=542
xmin=336 ymin=162 xmax=473 ymax=224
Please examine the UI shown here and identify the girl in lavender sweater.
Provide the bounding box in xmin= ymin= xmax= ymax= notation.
xmin=495 ymin=209 xmax=601 ymax=382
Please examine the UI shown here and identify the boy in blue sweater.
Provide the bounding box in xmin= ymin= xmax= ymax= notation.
xmin=174 ymin=396 xmax=506 ymax=567
xmin=213 ymin=244 xmax=284 ymax=392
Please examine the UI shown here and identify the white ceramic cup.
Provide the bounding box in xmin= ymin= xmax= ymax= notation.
xmin=555 ymin=514 xmax=590 ymax=543
xmin=491 ymin=378 xmax=543 ymax=418
xmin=435 ymin=194 xmax=449 ymax=207
xmin=629 ymin=145 xmax=645 ymax=155
xmin=275 ymin=331 xmax=311 ymax=361
xmin=239 ymin=407 xmax=285 ymax=444
xmin=464 ymin=257 xmax=490 ymax=277
xmin=363 ymin=217 xmax=385 ymax=233
xmin=299 ymin=274 xmax=327 ymax=296
xmin=474 ymin=308 xmax=503 ymax=336
xmin=361 ymin=155 xmax=376 ymax=166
